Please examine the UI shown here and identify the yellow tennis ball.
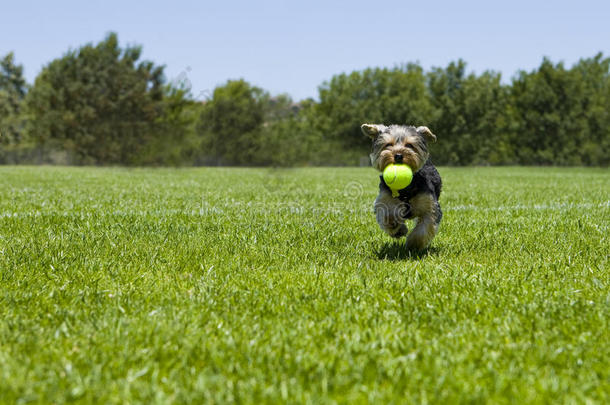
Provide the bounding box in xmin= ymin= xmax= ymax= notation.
xmin=383 ymin=164 xmax=413 ymax=191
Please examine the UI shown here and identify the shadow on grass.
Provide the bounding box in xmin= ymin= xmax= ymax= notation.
xmin=375 ymin=240 xmax=441 ymax=261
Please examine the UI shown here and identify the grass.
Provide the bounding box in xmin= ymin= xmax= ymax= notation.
xmin=0 ymin=166 xmax=608 ymax=404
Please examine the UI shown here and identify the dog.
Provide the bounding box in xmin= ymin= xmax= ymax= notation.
xmin=361 ymin=124 xmax=442 ymax=250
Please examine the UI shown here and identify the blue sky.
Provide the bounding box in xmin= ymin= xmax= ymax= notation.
xmin=2 ymin=0 xmax=609 ymax=100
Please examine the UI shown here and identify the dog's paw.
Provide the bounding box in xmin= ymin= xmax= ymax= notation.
xmin=391 ymin=223 xmax=408 ymax=238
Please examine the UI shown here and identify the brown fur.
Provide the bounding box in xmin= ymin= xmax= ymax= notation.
xmin=407 ymin=193 xmax=441 ymax=249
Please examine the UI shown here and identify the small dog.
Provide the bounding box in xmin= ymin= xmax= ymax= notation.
xmin=361 ymin=124 xmax=442 ymax=250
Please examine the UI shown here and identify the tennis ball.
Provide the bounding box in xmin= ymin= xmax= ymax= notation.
xmin=383 ymin=164 xmax=413 ymax=192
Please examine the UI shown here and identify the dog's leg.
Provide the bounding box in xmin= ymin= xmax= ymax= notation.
xmin=406 ymin=193 xmax=441 ymax=249
xmin=374 ymin=189 xmax=409 ymax=238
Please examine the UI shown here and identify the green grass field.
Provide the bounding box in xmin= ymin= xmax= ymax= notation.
xmin=0 ymin=166 xmax=608 ymax=404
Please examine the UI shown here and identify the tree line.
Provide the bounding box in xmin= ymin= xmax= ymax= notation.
xmin=1 ymin=33 xmax=608 ymax=166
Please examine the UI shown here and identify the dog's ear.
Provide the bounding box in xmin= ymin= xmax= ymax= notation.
xmin=416 ymin=126 xmax=437 ymax=143
xmin=361 ymin=124 xmax=385 ymax=139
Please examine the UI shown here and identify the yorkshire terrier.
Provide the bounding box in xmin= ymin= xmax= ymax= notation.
xmin=361 ymin=124 xmax=442 ymax=250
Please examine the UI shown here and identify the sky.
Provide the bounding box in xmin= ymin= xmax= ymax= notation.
xmin=2 ymin=0 xmax=609 ymax=101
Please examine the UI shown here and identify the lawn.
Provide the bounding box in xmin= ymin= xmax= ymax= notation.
xmin=0 ymin=166 xmax=608 ymax=404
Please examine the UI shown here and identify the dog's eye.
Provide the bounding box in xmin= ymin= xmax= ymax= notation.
xmin=383 ymin=143 xmax=393 ymax=149
xmin=404 ymin=143 xmax=414 ymax=150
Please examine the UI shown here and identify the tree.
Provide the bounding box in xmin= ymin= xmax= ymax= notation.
xmin=0 ymin=52 xmax=27 ymax=162
xmin=566 ymin=53 xmax=610 ymax=166
xmin=511 ymin=59 xmax=573 ymax=164
xmin=25 ymin=33 xmax=173 ymax=165
xmin=197 ymin=79 xmax=268 ymax=166
xmin=509 ymin=56 xmax=610 ymax=165
xmin=308 ymin=64 xmax=433 ymax=164
xmin=132 ymin=83 xmax=203 ymax=166
xmin=427 ymin=61 xmax=512 ymax=165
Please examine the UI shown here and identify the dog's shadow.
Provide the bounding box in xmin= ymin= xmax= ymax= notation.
xmin=375 ymin=240 xmax=440 ymax=261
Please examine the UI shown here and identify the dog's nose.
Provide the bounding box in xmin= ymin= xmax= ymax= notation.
xmin=394 ymin=153 xmax=403 ymax=163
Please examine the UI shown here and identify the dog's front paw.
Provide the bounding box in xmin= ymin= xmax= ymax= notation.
xmin=390 ymin=223 xmax=408 ymax=238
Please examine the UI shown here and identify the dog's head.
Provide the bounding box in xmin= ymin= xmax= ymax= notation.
xmin=361 ymin=124 xmax=436 ymax=172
